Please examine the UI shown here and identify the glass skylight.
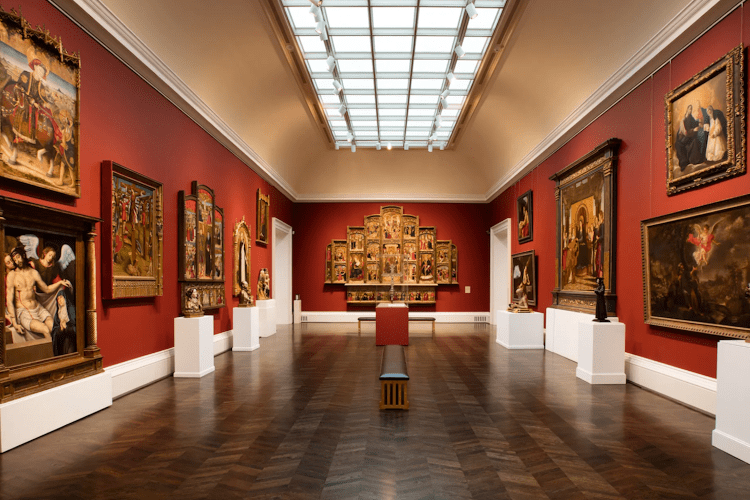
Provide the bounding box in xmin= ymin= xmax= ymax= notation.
xmin=282 ymin=0 xmax=505 ymax=150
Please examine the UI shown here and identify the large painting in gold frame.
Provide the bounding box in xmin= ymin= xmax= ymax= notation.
xmin=233 ymin=217 xmax=251 ymax=296
xmin=0 ymin=9 xmax=80 ymax=197
xmin=665 ymin=45 xmax=745 ymax=195
xmin=256 ymin=189 xmax=270 ymax=244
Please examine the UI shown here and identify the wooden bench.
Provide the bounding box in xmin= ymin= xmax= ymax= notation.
xmin=358 ymin=316 xmax=436 ymax=333
xmin=379 ymin=345 xmax=409 ymax=410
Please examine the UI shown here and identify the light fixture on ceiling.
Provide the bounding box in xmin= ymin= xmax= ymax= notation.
xmin=326 ymin=55 xmax=336 ymax=73
xmin=335 ymin=143 xmax=340 ymax=150
xmin=436 ymin=116 xmax=442 ymax=128
xmin=332 ymin=80 xmax=343 ymax=93
xmin=440 ymin=143 xmax=445 ymax=150
xmin=454 ymin=45 xmax=465 ymax=58
xmin=447 ymin=72 xmax=457 ymax=85
xmin=429 ymin=132 xmax=438 ymax=141
xmin=466 ymin=1 xmax=479 ymax=19
xmin=319 ymin=25 xmax=328 ymax=41
xmin=441 ymin=89 xmax=450 ymax=99
xmin=308 ymin=0 xmax=322 ymax=7
xmin=315 ymin=20 xmax=325 ymax=34
xmin=387 ymin=142 xmax=392 ymax=150
xmin=428 ymin=143 xmax=433 ymax=152
xmin=309 ymin=5 xmax=320 ymax=20
xmin=404 ymin=143 xmax=409 ymax=151
xmin=338 ymin=103 xmax=346 ymax=116
xmin=351 ymin=144 xmax=356 ymax=152
xmin=346 ymin=131 xmax=354 ymax=142
xmin=376 ymin=142 xmax=381 ymax=150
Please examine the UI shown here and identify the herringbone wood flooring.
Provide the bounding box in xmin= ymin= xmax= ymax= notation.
xmin=0 ymin=323 xmax=748 ymax=499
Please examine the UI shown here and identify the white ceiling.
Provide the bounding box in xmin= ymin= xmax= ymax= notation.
xmin=56 ymin=0 xmax=738 ymax=201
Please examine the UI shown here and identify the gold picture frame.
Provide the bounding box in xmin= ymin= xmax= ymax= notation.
xmin=256 ymin=189 xmax=270 ymax=244
xmin=233 ymin=217 xmax=251 ymax=296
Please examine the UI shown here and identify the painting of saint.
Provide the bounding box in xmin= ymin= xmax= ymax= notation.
xmin=511 ymin=251 xmax=536 ymax=306
xmin=517 ymin=190 xmax=533 ymax=244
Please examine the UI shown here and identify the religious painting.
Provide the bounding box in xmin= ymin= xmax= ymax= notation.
xmin=666 ymin=46 xmax=745 ymax=195
xmin=517 ymin=190 xmax=533 ymax=244
xmin=381 ymin=206 xmax=403 ymax=240
xmin=325 ymin=243 xmax=332 ymax=283
xmin=641 ymin=194 xmax=750 ymax=340
xmin=1 ymin=197 xmax=102 ymax=403
xmin=347 ymin=226 xmax=365 ymax=252
xmin=101 ymin=161 xmax=163 ymax=299
xmin=233 ymin=217 xmax=251 ymax=296
xmin=451 ymin=243 xmax=458 ymax=284
xmin=511 ymin=250 xmax=537 ymax=307
xmin=332 ymin=239 xmax=347 ymax=264
xmin=551 ymin=139 xmax=620 ymax=313
xmin=403 ymin=241 xmax=417 ymax=261
xmin=256 ymin=189 xmax=270 ymax=244
xmin=257 ymin=268 xmax=270 ymax=300
xmin=366 ymin=242 xmax=380 ymax=262
xmin=419 ymin=253 xmax=434 ymax=282
xmin=366 ymin=263 xmax=379 ymax=283
xmin=381 ymin=242 xmax=402 ymax=282
xmin=365 ymin=215 xmax=381 ymax=240
xmin=333 ymin=263 xmax=347 ymax=283
xmin=418 ymin=227 xmax=436 ymax=251
xmin=178 ymin=182 xmax=225 ymax=314
xmin=403 ymin=262 xmax=417 ymax=284
xmin=436 ymin=240 xmax=452 ymax=284
xmin=0 ymin=10 xmax=81 ymax=198
xmin=402 ymin=215 xmax=419 ymax=240
xmin=349 ymin=252 xmax=365 ymax=283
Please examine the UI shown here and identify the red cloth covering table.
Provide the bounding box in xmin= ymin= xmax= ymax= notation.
xmin=375 ymin=303 xmax=409 ymax=346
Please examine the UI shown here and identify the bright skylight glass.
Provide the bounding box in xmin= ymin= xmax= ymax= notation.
xmin=282 ymin=0 xmax=504 ymax=149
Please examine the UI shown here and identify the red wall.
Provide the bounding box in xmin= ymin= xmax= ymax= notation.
xmin=293 ymin=203 xmax=490 ymax=312
xmin=489 ymin=8 xmax=749 ymax=378
xmin=0 ymin=1 xmax=293 ymax=366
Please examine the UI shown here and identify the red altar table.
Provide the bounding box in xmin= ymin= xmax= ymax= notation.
xmin=376 ymin=303 xmax=409 ymax=346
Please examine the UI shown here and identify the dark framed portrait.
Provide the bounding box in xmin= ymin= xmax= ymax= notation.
xmin=511 ymin=250 xmax=536 ymax=306
xmin=641 ymin=193 xmax=750 ymax=340
xmin=101 ymin=161 xmax=163 ymax=299
xmin=665 ymin=45 xmax=745 ymax=195
xmin=0 ymin=9 xmax=81 ymax=198
xmin=550 ymin=139 xmax=620 ymax=314
xmin=1 ymin=197 xmax=102 ymax=403
xmin=256 ymin=189 xmax=270 ymax=244
xmin=517 ymin=190 xmax=533 ymax=244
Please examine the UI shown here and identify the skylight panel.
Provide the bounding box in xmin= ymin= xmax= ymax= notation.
xmin=320 ymin=94 xmax=342 ymax=104
xmin=371 ymin=7 xmax=415 ymax=29
xmin=287 ymin=7 xmax=317 ymax=29
xmin=349 ymin=109 xmax=378 ymax=116
xmin=333 ymin=131 xmax=349 ymax=139
xmin=467 ymin=8 xmax=500 ymax=30
xmin=414 ymin=36 xmax=455 ymax=53
xmin=381 ymin=131 xmax=405 ymax=137
xmin=406 ymin=130 xmax=430 ymax=138
xmin=440 ymin=109 xmax=459 ymax=117
xmin=377 ymin=79 xmax=409 ymax=90
xmin=445 ymin=95 xmax=465 ymax=106
xmin=337 ymin=59 xmax=374 ymax=73
xmin=331 ymin=36 xmax=371 ymax=53
xmin=297 ymin=36 xmax=327 ymax=54
xmin=449 ymin=79 xmax=471 ymax=91
xmin=408 ymin=108 xmax=435 ymax=116
xmin=324 ymin=7 xmax=369 ymax=29
xmin=380 ymin=121 xmax=406 ymax=128
xmin=346 ymin=95 xmax=376 ymax=104
xmin=417 ymin=8 xmax=462 ymax=29
xmin=409 ymin=95 xmax=439 ymax=105
xmin=411 ymin=79 xmax=444 ymax=90
xmin=412 ymin=60 xmax=449 ymax=73
xmin=407 ymin=120 xmax=433 ymax=128
xmin=453 ymin=60 xmax=478 ymax=75
xmin=325 ymin=108 xmax=342 ymax=117
xmin=373 ymin=36 xmax=413 ymax=54
xmin=378 ymin=95 xmax=408 ymax=104
xmin=308 ymin=59 xmax=331 ymax=73
xmin=460 ymin=37 xmax=489 ymax=53
xmin=342 ymin=78 xmax=375 ymax=90
xmin=329 ymin=120 xmax=347 ymax=128
xmin=355 ymin=130 xmax=378 ymax=137
xmin=375 ymin=60 xmax=411 ymax=73
xmin=351 ymin=120 xmax=378 ymax=128
xmin=314 ymin=78 xmax=335 ymax=91
xmin=379 ymin=109 xmax=406 ymax=116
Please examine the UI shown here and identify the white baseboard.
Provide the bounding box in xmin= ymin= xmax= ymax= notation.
xmin=625 ymin=353 xmax=716 ymax=415
xmin=713 ymin=429 xmax=750 ymax=464
xmin=301 ymin=311 xmax=491 ymax=323
xmin=107 ymin=330 xmax=234 ymax=399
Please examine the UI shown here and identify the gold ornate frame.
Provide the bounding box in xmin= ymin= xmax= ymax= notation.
xmin=0 ymin=8 xmax=81 ymax=197
xmin=665 ymin=45 xmax=745 ymax=195
xmin=233 ymin=217 xmax=252 ymax=296
xmin=101 ymin=161 xmax=163 ymax=299
xmin=511 ymin=249 xmax=536 ymax=306
xmin=256 ymin=189 xmax=270 ymax=244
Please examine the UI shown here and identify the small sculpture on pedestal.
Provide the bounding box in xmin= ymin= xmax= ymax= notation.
xmin=508 ymin=277 xmax=531 ymax=313
xmin=593 ymin=277 xmax=609 ymax=322
xmin=239 ymin=280 xmax=253 ymax=307
xmin=257 ymin=268 xmax=270 ymax=300
xmin=184 ymin=287 xmax=203 ymax=317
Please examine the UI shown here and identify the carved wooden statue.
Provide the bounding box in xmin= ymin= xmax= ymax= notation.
xmin=184 ymin=287 xmax=203 ymax=317
xmin=593 ymin=277 xmax=609 ymax=322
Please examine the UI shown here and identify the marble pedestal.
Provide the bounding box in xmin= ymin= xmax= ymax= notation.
xmin=232 ymin=306 xmax=260 ymax=352
xmin=174 ymin=315 xmax=215 ymax=378
xmin=257 ymin=299 xmax=277 ymax=337
xmin=294 ymin=299 xmax=302 ymax=324
xmin=495 ymin=310 xmax=545 ymax=349
xmin=576 ymin=320 xmax=626 ymax=384
xmin=713 ymin=340 xmax=750 ymax=464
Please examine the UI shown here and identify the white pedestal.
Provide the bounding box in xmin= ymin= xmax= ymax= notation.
xmin=546 ymin=307 xmax=618 ymax=362
xmin=495 ymin=310 xmax=545 ymax=349
xmin=232 ymin=307 xmax=260 ymax=352
xmin=257 ymin=299 xmax=277 ymax=337
xmin=0 ymin=371 xmax=112 ymax=452
xmin=174 ymin=315 xmax=215 ymax=378
xmin=576 ymin=321 xmax=626 ymax=384
xmin=713 ymin=340 xmax=750 ymax=463
xmin=293 ymin=299 xmax=302 ymax=324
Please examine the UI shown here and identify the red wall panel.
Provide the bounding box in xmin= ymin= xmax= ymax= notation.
xmin=292 ymin=202 xmax=490 ymax=312
xmin=489 ymin=8 xmax=748 ymax=378
xmin=0 ymin=1 xmax=293 ymax=366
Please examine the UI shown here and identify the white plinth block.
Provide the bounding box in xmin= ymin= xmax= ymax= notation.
xmin=713 ymin=340 xmax=750 ymax=464
xmin=546 ymin=307 xmax=619 ymax=362
xmin=174 ymin=315 xmax=215 ymax=378
xmin=0 ymin=371 xmax=112 ymax=452
xmin=233 ymin=307 xmax=260 ymax=352
xmin=576 ymin=321 xmax=626 ymax=384
xmin=257 ymin=299 xmax=277 ymax=337
xmin=293 ymin=299 xmax=302 ymax=324
xmin=495 ymin=310 xmax=545 ymax=349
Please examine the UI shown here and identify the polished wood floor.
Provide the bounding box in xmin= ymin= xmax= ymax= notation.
xmin=1 ymin=323 xmax=749 ymax=499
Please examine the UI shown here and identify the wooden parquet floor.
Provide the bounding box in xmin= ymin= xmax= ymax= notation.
xmin=1 ymin=323 xmax=749 ymax=499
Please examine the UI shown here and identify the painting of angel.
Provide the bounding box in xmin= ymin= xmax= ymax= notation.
xmin=642 ymin=194 xmax=750 ymax=339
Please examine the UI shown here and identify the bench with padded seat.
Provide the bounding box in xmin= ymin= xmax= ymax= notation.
xmin=379 ymin=345 xmax=409 ymax=410
xmin=358 ymin=316 xmax=436 ymax=334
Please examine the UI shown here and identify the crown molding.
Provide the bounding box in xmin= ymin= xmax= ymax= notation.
xmin=295 ymin=192 xmax=487 ymax=203
xmin=484 ymin=0 xmax=740 ymax=203
xmin=49 ymin=0 xmax=299 ymax=201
